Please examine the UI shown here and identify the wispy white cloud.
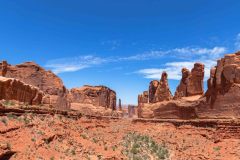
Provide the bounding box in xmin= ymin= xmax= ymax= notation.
xmin=46 ymin=46 xmax=227 ymax=74
xmin=45 ymin=56 xmax=107 ymax=74
xmin=235 ymin=33 xmax=240 ymax=50
xmin=136 ymin=46 xmax=226 ymax=80
xmin=137 ymin=60 xmax=216 ymax=81
xmin=172 ymin=47 xmax=226 ymax=55
xmin=119 ymin=50 xmax=166 ymax=60
xmin=121 ymin=46 xmax=226 ymax=61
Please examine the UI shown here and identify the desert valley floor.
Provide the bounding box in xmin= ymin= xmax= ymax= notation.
xmin=1 ymin=106 xmax=240 ymax=160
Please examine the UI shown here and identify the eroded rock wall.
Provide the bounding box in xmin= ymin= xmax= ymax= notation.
xmin=0 ymin=76 xmax=43 ymax=105
xmin=68 ymin=85 xmax=116 ymax=110
xmin=0 ymin=61 xmax=69 ymax=109
xmin=200 ymin=51 xmax=240 ymax=117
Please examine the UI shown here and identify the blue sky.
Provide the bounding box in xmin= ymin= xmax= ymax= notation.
xmin=0 ymin=0 xmax=240 ymax=104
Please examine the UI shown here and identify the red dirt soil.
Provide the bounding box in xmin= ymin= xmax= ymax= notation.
xmin=1 ymin=109 xmax=240 ymax=160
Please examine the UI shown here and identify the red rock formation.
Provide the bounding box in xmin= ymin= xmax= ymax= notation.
xmin=139 ymin=97 xmax=201 ymax=119
xmin=139 ymin=51 xmax=240 ymax=119
xmin=200 ymin=51 xmax=240 ymax=117
xmin=148 ymin=72 xmax=173 ymax=103
xmin=138 ymin=91 xmax=148 ymax=104
xmin=154 ymin=72 xmax=173 ymax=102
xmin=174 ymin=68 xmax=190 ymax=99
xmin=174 ymin=63 xmax=204 ymax=99
xmin=149 ymin=80 xmax=159 ymax=103
xmin=187 ymin=63 xmax=205 ymax=96
xmin=1 ymin=61 xmax=66 ymax=95
xmin=118 ymin=99 xmax=122 ymax=111
xmin=137 ymin=91 xmax=148 ymax=117
xmin=0 ymin=61 xmax=69 ymax=109
xmin=138 ymin=72 xmax=173 ymax=117
xmin=68 ymin=85 xmax=116 ymax=110
xmin=0 ymin=77 xmax=43 ymax=105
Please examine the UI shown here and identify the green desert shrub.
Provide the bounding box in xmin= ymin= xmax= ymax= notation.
xmin=122 ymin=132 xmax=169 ymax=160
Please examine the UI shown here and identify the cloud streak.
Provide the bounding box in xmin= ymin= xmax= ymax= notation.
xmin=137 ymin=60 xmax=215 ymax=81
xmin=45 ymin=46 xmax=227 ymax=74
xmin=45 ymin=56 xmax=107 ymax=74
xmin=136 ymin=46 xmax=227 ymax=81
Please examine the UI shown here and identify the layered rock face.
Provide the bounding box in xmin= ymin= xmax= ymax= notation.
xmin=0 ymin=76 xmax=43 ymax=104
xmin=174 ymin=63 xmax=204 ymax=99
xmin=0 ymin=61 xmax=118 ymax=113
xmin=139 ymin=95 xmax=202 ymax=119
xmin=0 ymin=61 xmax=69 ymax=109
xmin=0 ymin=61 xmax=66 ymax=95
xmin=200 ymin=52 xmax=240 ymax=117
xmin=68 ymin=85 xmax=116 ymax=110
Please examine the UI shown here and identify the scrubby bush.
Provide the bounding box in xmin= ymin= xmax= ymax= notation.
xmin=122 ymin=132 xmax=169 ymax=160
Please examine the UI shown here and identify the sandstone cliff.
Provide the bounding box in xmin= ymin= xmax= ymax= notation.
xmin=68 ymin=85 xmax=116 ymax=110
xmin=0 ymin=61 xmax=69 ymax=109
xmin=199 ymin=51 xmax=240 ymax=117
xmin=0 ymin=76 xmax=43 ymax=105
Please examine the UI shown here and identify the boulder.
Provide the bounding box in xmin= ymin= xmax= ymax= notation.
xmin=0 ymin=76 xmax=43 ymax=105
xmin=68 ymin=85 xmax=116 ymax=110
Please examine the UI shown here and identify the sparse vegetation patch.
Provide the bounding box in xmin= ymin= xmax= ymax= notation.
xmin=122 ymin=132 xmax=169 ymax=160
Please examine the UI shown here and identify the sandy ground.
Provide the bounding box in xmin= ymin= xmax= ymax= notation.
xmin=1 ymin=113 xmax=240 ymax=160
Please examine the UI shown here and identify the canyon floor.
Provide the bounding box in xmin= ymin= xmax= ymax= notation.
xmin=1 ymin=106 xmax=240 ymax=160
